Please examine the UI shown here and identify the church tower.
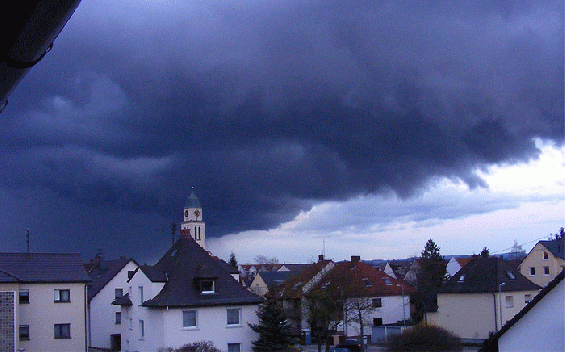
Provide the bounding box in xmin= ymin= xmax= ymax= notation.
xmin=180 ymin=191 xmax=206 ymax=249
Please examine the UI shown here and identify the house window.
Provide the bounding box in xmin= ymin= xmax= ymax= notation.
xmin=54 ymin=323 xmax=71 ymax=339
xmin=200 ymin=279 xmax=215 ymax=294
xmin=372 ymin=298 xmax=382 ymax=308
xmin=373 ymin=318 xmax=383 ymax=326
xmin=362 ymin=278 xmax=372 ymax=287
xmin=529 ymin=267 xmax=536 ymax=276
xmin=115 ymin=312 xmax=122 ymax=325
xmin=115 ymin=288 xmax=123 ymax=299
xmin=227 ymin=308 xmax=241 ymax=326
xmin=139 ymin=320 xmax=145 ymax=339
xmin=54 ymin=289 xmax=70 ymax=302
xmin=543 ymin=251 xmax=549 ymax=260
xmin=183 ymin=310 xmax=197 ymax=328
xmin=138 ymin=286 xmax=144 ymax=305
xmin=228 ymin=343 xmax=241 ymax=352
xmin=544 ymin=267 xmax=550 ymax=275
xmin=505 ymin=296 xmax=514 ymax=308
xmin=525 ymin=294 xmax=532 ymax=304
xmin=383 ymin=278 xmax=392 ymax=285
xmin=458 ymin=275 xmax=465 ymax=282
xmin=19 ymin=289 xmax=29 ymax=304
xmin=19 ymin=325 xmax=29 ymax=340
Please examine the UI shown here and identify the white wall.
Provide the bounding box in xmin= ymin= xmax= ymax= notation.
xmin=89 ymin=260 xmax=138 ymax=349
xmin=161 ymin=304 xmax=259 ymax=352
xmin=119 ymin=268 xmax=165 ymax=352
xmin=343 ymin=295 xmax=407 ymax=338
xmin=499 ymin=280 xmax=564 ymax=352
xmin=17 ymin=282 xmax=87 ymax=352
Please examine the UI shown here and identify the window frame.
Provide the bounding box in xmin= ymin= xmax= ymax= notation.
xmin=227 ymin=308 xmax=242 ymax=326
xmin=543 ymin=266 xmax=550 ymax=276
xmin=199 ymin=279 xmax=215 ymax=294
xmin=529 ymin=267 xmax=536 ymax=276
xmin=19 ymin=289 xmax=29 ymax=304
xmin=138 ymin=286 xmax=144 ymax=305
xmin=19 ymin=325 xmax=30 ymax=340
xmin=115 ymin=312 xmax=122 ymax=325
xmin=54 ymin=289 xmax=70 ymax=303
xmin=543 ymin=251 xmax=549 ymax=260
xmin=227 ymin=343 xmax=241 ymax=352
xmin=54 ymin=323 xmax=71 ymax=339
xmin=505 ymin=295 xmax=514 ymax=309
xmin=182 ymin=310 xmax=198 ymax=329
xmin=139 ymin=320 xmax=145 ymax=340
xmin=372 ymin=297 xmax=382 ymax=308
xmin=115 ymin=288 xmax=123 ymax=299
xmin=524 ymin=294 xmax=532 ymax=304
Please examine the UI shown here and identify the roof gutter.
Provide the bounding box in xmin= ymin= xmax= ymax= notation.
xmin=1 ymin=0 xmax=82 ymax=112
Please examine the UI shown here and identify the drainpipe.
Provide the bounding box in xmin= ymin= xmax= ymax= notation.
xmin=498 ymin=283 xmax=506 ymax=330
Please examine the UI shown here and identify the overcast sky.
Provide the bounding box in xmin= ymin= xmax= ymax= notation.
xmin=1 ymin=0 xmax=563 ymax=264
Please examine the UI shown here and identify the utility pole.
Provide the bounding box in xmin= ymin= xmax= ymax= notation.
xmin=171 ymin=222 xmax=176 ymax=246
xmin=26 ymin=229 xmax=30 ymax=253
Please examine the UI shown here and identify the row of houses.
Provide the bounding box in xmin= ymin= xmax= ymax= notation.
xmin=0 ymin=191 xmax=563 ymax=351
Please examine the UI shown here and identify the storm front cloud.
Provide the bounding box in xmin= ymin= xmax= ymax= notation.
xmin=1 ymin=0 xmax=563 ymax=261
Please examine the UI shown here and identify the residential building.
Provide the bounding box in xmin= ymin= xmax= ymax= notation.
xmin=249 ymin=271 xmax=299 ymax=297
xmin=445 ymin=257 xmax=473 ymax=279
xmin=86 ymin=255 xmax=138 ymax=351
xmin=427 ymin=257 xmax=541 ymax=343
xmin=480 ymin=270 xmax=564 ymax=352
xmin=309 ymin=256 xmax=413 ymax=339
xmin=113 ymin=234 xmax=262 ymax=352
xmin=519 ymin=237 xmax=565 ymax=287
xmin=269 ymin=257 xmax=335 ymax=336
xmin=0 ymin=252 xmax=90 ymax=352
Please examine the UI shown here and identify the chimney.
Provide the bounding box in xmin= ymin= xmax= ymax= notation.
xmin=351 ymin=255 xmax=360 ymax=264
xmin=318 ymin=254 xmax=324 ymax=262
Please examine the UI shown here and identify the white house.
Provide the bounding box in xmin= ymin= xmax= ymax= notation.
xmin=100 ymin=192 xmax=264 ymax=352
xmin=86 ymin=256 xmax=140 ymax=350
xmin=0 ymin=252 xmax=90 ymax=352
xmin=481 ymin=270 xmax=564 ymax=352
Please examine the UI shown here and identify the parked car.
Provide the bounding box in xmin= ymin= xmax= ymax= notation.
xmin=335 ymin=339 xmax=361 ymax=352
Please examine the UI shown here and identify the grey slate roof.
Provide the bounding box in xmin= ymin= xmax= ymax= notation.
xmin=142 ymin=235 xmax=263 ymax=308
xmin=0 ymin=253 xmax=90 ymax=283
xmin=440 ymin=257 xmax=541 ymax=294
xmin=258 ymin=271 xmax=299 ymax=290
xmin=86 ymin=257 xmax=132 ymax=301
xmin=539 ymin=239 xmax=564 ymax=260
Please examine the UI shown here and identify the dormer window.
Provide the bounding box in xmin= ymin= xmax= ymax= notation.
xmin=362 ymin=278 xmax=373 ymax=287
xmin=383 ymin=278 xmax=392 ymax=285
xmin=458 ymin=275 xmax=465 ymax=282
xmin=199 ymin=279 xmax=215 ymax=294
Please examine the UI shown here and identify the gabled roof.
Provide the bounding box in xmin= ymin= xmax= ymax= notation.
xmin=86 ymin=257 xmax=132 ymax=301
xmin=0 ymin=252 xmax=89 ymax=283
xmin=309 ymin=260 xmax=413 ymax=298
xmin=142 ymin=235 xmax=262 ymax=308
xmin=539 ymin=239 xmax=564 ymax=260
xmin=440 ymin=257 xmax=541 ymax=294
xmin=269 ymin=260 xmax=333 ymax=300
xmin=480 ymin=269 xmax=565 ymax=352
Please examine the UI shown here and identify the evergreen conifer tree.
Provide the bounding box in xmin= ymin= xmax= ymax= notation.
xmin=249 ymin=300 xmax=294 ymax=352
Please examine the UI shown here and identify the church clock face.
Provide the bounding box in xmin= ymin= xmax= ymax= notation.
xmin=194 ymin=209 xmax=201 ymax=219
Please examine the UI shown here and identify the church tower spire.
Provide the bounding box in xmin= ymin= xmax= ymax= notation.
xmin=180 ymin=190 xmax=205 ymax=249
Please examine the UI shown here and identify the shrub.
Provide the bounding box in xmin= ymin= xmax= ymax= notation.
xmin=158 ymin=341 xmax=222 ymax=352
xmin=385 ymin=324 xmax=462 ymax=352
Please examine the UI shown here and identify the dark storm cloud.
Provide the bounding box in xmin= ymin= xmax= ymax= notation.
xmin=1 ymin=0 xmax=562 ymax=258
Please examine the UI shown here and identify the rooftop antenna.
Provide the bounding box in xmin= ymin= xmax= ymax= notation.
xmin=171 ymin=222 xmax=176 ymax=246
xmin=26 ymin=229 xmax=30 ymax=253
